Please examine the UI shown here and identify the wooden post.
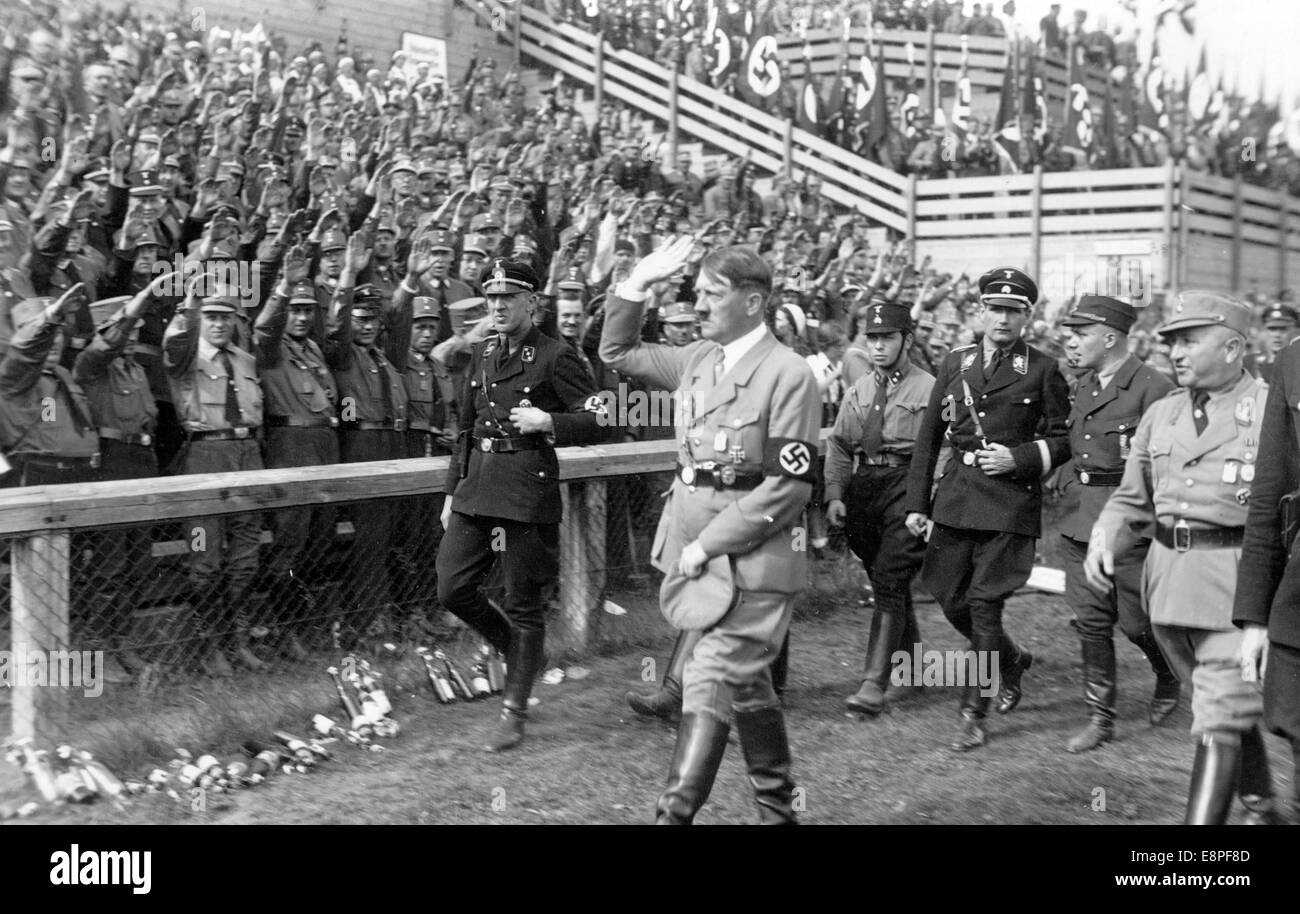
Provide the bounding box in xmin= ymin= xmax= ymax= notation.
xmin=594 ymin=32 xmax=605 ymax=113
xmin=1161 ymin=158 xmax=1176 ymax=294
xmin=1231 ymin=173 xmax=1243 ymax=294
xmin=906 ymin=173 xmax=917 ymax=240
xmin=512 ymin=3 xmax=522 ymax=69
xmin=558 ymin=482 xmax=606 ymax=655
xmin=10 ymin=531 xmax=71 ymax=744
xmin=668 ymin=63 xmax=679 ymax=165
xmin=1178 ymin=167 xmax=1191 ymax=289
xmin=1029 ymin=164 xmax=1043 ymax=281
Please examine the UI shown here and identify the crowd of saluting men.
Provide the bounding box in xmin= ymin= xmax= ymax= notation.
xmin=3 ymin=4 xmax=1300 ymax=824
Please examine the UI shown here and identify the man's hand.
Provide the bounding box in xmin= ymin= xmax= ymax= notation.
xmin=282 ymin=243 xmax=311 ymax=284
xmin=974 ymin=443 xmax=1016 ymax=476
xmin=1240 ymin=624 xmax=1269 ymax=684
xmin=53 ymin=282 xmax=88 ymax=317
xmin=905 ymin=512 xmax=929 ymax=538
xmin=678 ymin=540 xmax=708 ymax=579
xmin=440 ymin=497 xmax=454 ymax=531
xmin=826 ymin=499 xmax=846 ymax=527
xmin=509 ymin=406 xmax=553 ymax=435
xmin=625 ymin=235 xmax=694 ymax=295
xmin=407 ymin=236 xmax=434 ymax=278
xmin=1083 ymin=528 xmax=1114 ymax=593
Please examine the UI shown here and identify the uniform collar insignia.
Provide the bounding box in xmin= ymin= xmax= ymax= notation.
xmin=522 ymin=345 xmax=535 ymax=363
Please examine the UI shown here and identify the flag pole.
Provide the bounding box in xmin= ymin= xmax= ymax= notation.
xmin=924 ymin=24 xmax=935 ymax=118
xmin=1063 ymin=36 xmax=1075 ymax=138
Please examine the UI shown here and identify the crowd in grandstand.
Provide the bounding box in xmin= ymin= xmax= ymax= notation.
xmin=539 ymin=0 xmax=1300 ymax=192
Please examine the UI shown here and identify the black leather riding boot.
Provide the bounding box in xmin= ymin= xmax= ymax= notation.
xmin=952 ymin=633 xmax=998 ymax=752
xmin=655 ymin=713 xmax=731 ymax=824
xmin=735 ymin=706 xmax=798 ymax=824
xmin=485 ymin=627 xmax=546 ymax=752
xmin=627 ymin=628 xmax=701 ymax=721
xmin=1185 ymin=733 xmax=1242 ymax=825
xmin=847 ymin=584 xmax=906 ymax=715
xmin=1066 ymin=637 xmax=1117 ymax=753
xmin=771 ymin=632 xmax=790 ymax=697
xmin=1132 ymin=627 xmax=1180 ymax=725
xmin=1238 ymin=726 xmax=1280 ymax=824
xmin=995 ymin=634 xmax=1033 ymax=714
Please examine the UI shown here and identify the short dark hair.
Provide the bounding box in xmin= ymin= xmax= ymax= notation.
xmin=700 ymin=246 xmax=772 ymax=299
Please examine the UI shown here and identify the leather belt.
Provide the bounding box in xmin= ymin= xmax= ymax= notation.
xmin=13 ymin=453 xmax=100 ymax=470
xmin=856 ymin=452 xmax=910 ymax=469
xmin=678 ymin=462 xmax=763 ymax=489
xmin=408 ymin=421 xmax=444 ymax=434
xmin=1154 ymin=521 xmax=1244 ymax=553
xmin=188 ymin=426 xmax=258 ymax=441
xmin=1075 ymin=468 xmax=1123 ymax=486
xmin=474 ymin=435 xmax=545 ymax=453
xmin=341 ymin=419 xmax=407 ymax=432
xmin=266 ymin=415 xmax=338 ymax=428
xmin=98 ymin=428 xmax=153 ymax=446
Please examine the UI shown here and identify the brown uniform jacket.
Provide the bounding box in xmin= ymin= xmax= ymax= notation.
xmin=1094 ymin=371 xmax=1268 ymax=630
xmin=600 ymin=294 xmax=821 ymax=596
xmin=824 ymin=359 xmax=935 ymax=504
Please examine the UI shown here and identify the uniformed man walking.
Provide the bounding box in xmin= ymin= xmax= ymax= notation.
xmin=905 ymin=267 xmax=1072 ymax=752
xmin=1235 ymin=332 xmax=1300 ymax=825
xmin=601 ymin=238 xmax=821 ymax=824
xmin=436 ymin=259 xmax=607 ymax=752
xmin=1057 ymin=296 xmax=1181 ymax=752
xmin=825 ymin=302 xmax=934 ymax=716
xmin=1087 ymin=292 xmax=1280 ymax=824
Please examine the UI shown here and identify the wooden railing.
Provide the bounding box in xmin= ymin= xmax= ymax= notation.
xmin=517 ymin=5 xmax=912 ymax=232
xmin=517 ymin=6 xmax=1300 ymax=297
xmin=776 ymin=26 xmax=1110 ymax=112
xmin=2 ymin=433 xmax=844 ymax=744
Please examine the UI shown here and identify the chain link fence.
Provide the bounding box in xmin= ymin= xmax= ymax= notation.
xmin=0 ymin=455 xmax=681 ymax=770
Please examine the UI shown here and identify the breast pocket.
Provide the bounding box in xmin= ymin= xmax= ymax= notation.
xmin=891 ymin=397 xmax=928 ymax=443
xmin=1148 ymin=437 xmax=1173 ymax=483
xmin=718 ymin=408 xmax=763 ymax=463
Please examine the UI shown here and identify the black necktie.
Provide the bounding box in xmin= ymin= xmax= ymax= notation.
xmin=1191 ymin=390 xmax=1209 ymax=436
xmin=496 ymin=334 xmax=511 ymax=371
xmin=985 ymin=347 xmax=1004 ymax=381
xmin=370 ymin=346 xmax=393 ymax=419
xmin=216 ymin=349 xmax=242 ymax=427
xmin=862 ymin=371 xmax=889 ymax=458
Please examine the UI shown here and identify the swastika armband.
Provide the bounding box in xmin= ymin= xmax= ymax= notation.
xmin=762 ymin=438 xmax=817 ymax=482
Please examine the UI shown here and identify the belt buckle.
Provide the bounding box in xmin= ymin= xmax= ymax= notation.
xmin=90 ymin=453 xmax=101 ymax=469
xmin=140 ymin=434 xmax=152 ymax=447
xmin=394 ymin=419 xmax=408 ymax=432
xmin=234 ymin=426 xmax=249 ymax=439
xmin=679 ymin=464 xmax=696 ymax=486
xmin=480 ymin=438 xmax=493 ymax=452
xmin=719 ymin=465 xmax=737 ymax=486
xmin=1173 ymin=518 xmax=1192 ymax=553
xmin=962 ymin=451 xmax=976 ymax=467
xmin=1079 ymin=470 xmax=1090 ymax=485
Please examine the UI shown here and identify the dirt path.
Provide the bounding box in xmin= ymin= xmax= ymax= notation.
xmin=14 ymin=574 xmax=1283 ymax=825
